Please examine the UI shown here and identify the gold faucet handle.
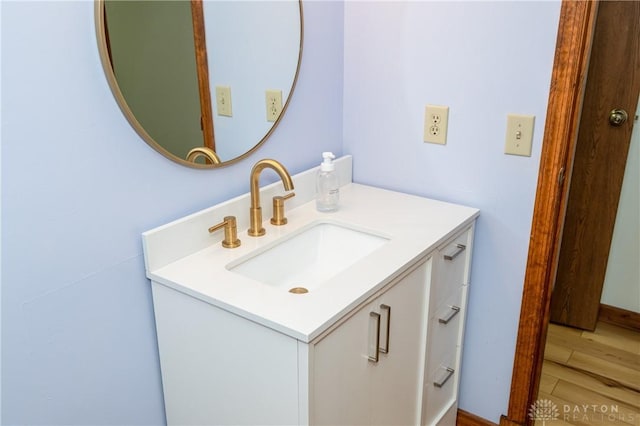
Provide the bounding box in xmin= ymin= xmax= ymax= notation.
xmin=270 ymin=192 xmax=295 ymax=226
xmin=208 ymin=216 xmax=241 ymax=248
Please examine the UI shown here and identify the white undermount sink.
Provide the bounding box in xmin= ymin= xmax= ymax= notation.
xmin=227 ymin=221 xmax=389 ymax=292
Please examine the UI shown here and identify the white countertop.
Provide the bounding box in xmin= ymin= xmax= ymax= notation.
xmin=144 ymin=180 xmax=479 ymax=342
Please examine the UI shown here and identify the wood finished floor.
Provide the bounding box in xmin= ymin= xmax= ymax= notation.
xmin=536 ymin=322 xmax=640 ymax=425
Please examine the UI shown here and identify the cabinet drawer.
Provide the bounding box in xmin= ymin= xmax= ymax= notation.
xmin=431 ymin=229 xmax=471 ymax=310
xmin=422 ymin=352 xmax=458 ymax=426
xmin=428 ymin=286 xmax=464 ymax=364
xmin=437 ymin=403 xmax=459 ymax=426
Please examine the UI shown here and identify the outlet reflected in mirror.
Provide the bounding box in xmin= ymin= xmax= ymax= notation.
xmin=95 ymin=0 xmax=302 ymax=168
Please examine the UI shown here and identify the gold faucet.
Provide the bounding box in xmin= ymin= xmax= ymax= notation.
xmin=186 ymin=147 xmax=221 ymax=165
xmin=208 ymin=216 xmax=241 ymax=248
xmin=248 ymin=159 xmax=294 ymax=236
xmin=271 ymin=192 xmax=296 ymax=226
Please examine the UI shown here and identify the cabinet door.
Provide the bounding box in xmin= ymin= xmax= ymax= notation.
xmin=312 ymin=299 xmax=374 ymax=425
xmin=371 ymin=260 xmax=430 ymax=426
xmin=311 ymin=259 xmax=431 ymax=426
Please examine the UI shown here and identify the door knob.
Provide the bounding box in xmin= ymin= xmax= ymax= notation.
xmin=609 ymin=109 xmax=628 ymax=126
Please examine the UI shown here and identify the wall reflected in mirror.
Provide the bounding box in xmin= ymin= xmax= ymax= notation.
xmin=97 ymin=0 xmax=302 ymax=168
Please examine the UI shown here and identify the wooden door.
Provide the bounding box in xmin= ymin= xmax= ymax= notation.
xmin=549 ymin=1 xmax=640 ymax=330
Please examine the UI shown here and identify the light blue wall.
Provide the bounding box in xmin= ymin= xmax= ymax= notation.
xmin=343 ymin=1 xmax=561 ymax=422
xmin=0 ymin=1 xmax=343 ymax=424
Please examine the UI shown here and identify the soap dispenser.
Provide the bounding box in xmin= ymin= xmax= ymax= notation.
xmin=316 ymin=152 xmax=339 ymax=212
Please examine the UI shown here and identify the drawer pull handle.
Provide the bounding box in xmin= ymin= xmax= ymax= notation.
xmin=368 ymin=312 xmax=381 ymax=363
xmin=379 ymin=304 xmax=391 ymax=354
xmin=433 ymin=367 xmax=455 ymax=388
xmin=444 ymin=244 xmax=466 ymax=261
xmin=438 ymin=306 xmax=461 ymax=324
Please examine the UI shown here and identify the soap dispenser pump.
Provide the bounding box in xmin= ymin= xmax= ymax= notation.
xmin=316 ymin=152 xmax=339 ymax=212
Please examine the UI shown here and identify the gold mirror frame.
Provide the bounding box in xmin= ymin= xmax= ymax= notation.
xmin=94 ymin=0 xmax=303 ymax=169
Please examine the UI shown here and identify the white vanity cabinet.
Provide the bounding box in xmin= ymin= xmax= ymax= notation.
xmin=151 ymin=256 xmax=433 ymax=426
xmin=143 ymin=168 xmax=479 ymax=426
xmin=311 ymin=258 xmax=431 ymax=425
xmin=150 ymin=224 xmax=475 ymax=426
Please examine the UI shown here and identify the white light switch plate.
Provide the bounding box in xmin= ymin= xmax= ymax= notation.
xmin=216 ymin=86 xmax=232 ymax=117
xmin=504 ymin=114 xmax=535 ymax=156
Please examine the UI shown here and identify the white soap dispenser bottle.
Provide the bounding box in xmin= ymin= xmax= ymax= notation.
xmin=316 ymin=152 xmax=339 ymax=212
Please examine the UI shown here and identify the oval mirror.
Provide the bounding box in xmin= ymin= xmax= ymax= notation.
xmin=95 ymin=0 xmax=303 ymax=168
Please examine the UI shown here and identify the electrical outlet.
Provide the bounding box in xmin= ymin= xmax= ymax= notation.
xmin=504 ymin=114 xmax=535 ymax=156
xmin=424 ymin=105 xmax=449 ymax=144
xmin=215 ymin=86 xmax=232 ymax=117
xmin=265 ymin=89 xmax=283 ymax=122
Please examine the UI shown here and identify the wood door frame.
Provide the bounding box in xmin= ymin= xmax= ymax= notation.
xmin=500 ymin=1 xmax=599 ymax=425
xmin=190 ymin=0 xmax=216 ymax=151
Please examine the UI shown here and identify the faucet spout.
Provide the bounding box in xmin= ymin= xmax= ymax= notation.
xmin=249 ymin=159 xmax=294 ymax=236
xmin=186 ymin=147 xmax=221 ymax=165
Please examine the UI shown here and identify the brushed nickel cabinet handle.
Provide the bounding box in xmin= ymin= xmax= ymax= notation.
xmin=433 ymin=367 xmax=455 ymax=388
xmin=444 ymin=244 xmax=466 ymax=261
xmin=379 ymin=304 xmax=391 ymax=354
xmin=438 ymin=306 xmax=461 ymax=325
xmin=368 ymin=312 xmax=381 ymax=363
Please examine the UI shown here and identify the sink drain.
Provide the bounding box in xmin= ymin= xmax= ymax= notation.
xmin=289 ymin=287 xmax=309 ymax=294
